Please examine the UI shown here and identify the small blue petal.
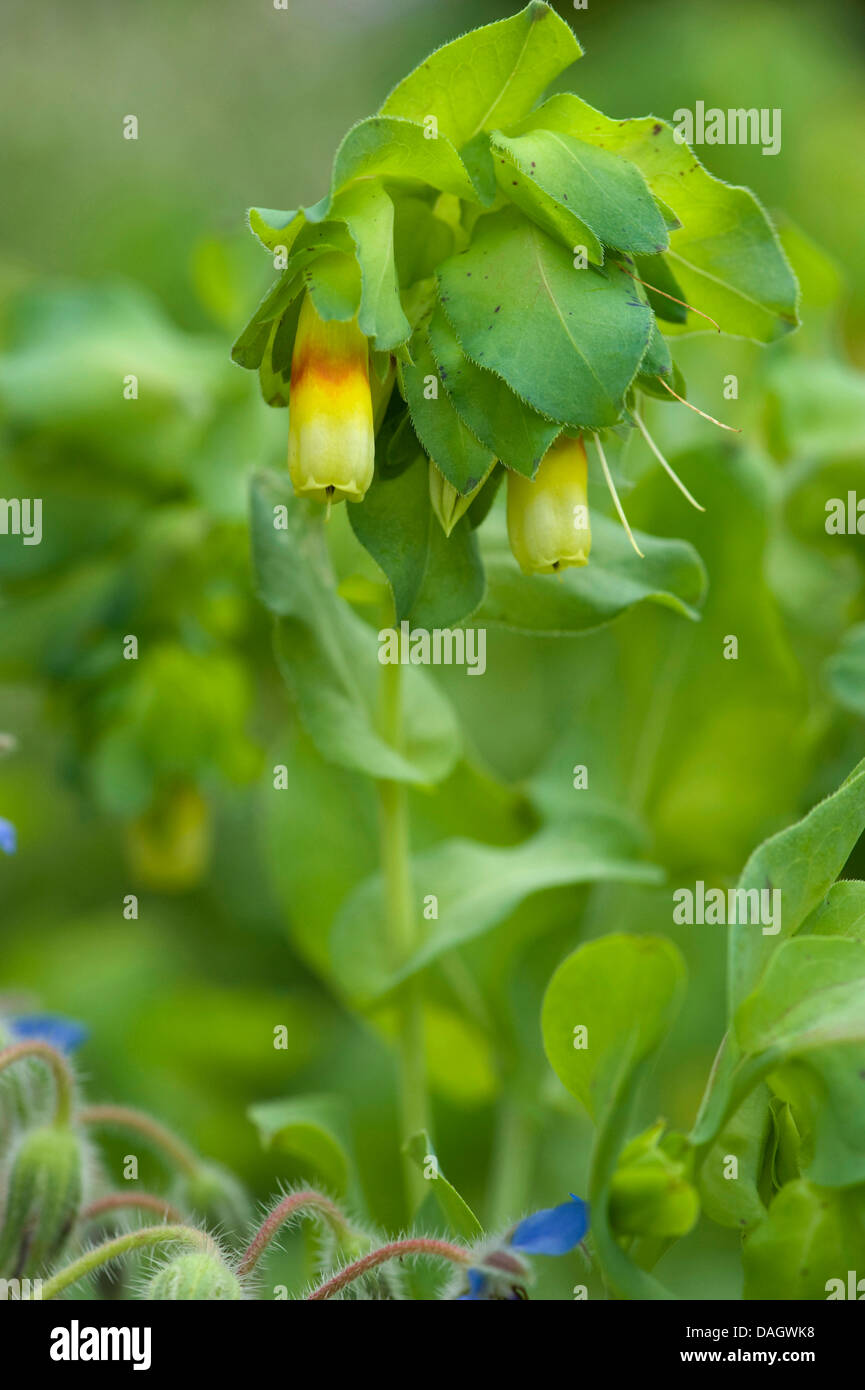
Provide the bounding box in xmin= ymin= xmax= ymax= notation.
xmin=511 ymin=1195 xmax=589 ymax=1256
xmin=0 ymin=819 xmax=16 ymax=855
xmin=457 ymin=1268 xmax=488 ymax=1300
xmin=8 ymin=1015 xmax=89 ymax=1053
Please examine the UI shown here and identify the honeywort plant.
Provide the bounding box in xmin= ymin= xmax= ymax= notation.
xmin=6 ymin=5 xmax=865 ymax=1305
xmin=232 ymin=0 xmax=795 ymax=1210
xmin=2 ymin=761 xmax=865 ymax=1300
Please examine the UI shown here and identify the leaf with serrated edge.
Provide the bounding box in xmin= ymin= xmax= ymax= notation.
xmin=437 ymin=207 xmax=652 ymax=429
xmin=427 ymin=304 xmax=559 ymax=476
xmin=381 ymin=2 xmax=581 ymax=152
xmin=507 ymin=94 xmax=798 ymax=342
xmin=492 ymin=130 xmax=668 ymax=258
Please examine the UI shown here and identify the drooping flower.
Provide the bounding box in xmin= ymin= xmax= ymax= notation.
xmin=287 ymin=294 xmax=375 ymax=504
xmin=506 ymin=435 xmax=591 ymax=574
xmin=7 ymin=1015 xmax=89 ymax=1054
xmin=0 ymin=818 xmax=16 ymax=855
xmin=457 ymin=1193 xmax=589 ymax=1299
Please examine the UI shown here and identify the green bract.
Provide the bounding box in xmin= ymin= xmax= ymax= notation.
xmin=233 ymin=1 xmax=797 ymax=597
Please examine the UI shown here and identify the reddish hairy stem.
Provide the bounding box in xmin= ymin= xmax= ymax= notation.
xmin=238 ymin=1189 xmax=352 ymax=1279
xmin=77 ymin=1104 xmax=200 ymax=1176
xmin=78 ymin=1192 xmax=185 ymax=1226
xmin=306 ymin=1237 xmax=471 ymax=1300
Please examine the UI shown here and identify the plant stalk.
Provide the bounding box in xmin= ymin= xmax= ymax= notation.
xmin=377 ymin=650 xmax=429 ymax=1213
xmin=41 ymin=1225 xmax=214 ymax=1300
xmin=306 ymin=1237 xmax=470 ymax=1300
xmin=76 ymin=1104 xmax=200 ymax=1176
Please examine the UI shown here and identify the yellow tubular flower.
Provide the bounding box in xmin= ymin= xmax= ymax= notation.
xmin=506 ymin=434 xmax=592 ymax=575
xmin=287 ymin=293 xmax=375 ymax=504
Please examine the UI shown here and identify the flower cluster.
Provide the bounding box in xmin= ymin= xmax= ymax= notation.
xmin=233 ymin=2 xmax=794 ymax=593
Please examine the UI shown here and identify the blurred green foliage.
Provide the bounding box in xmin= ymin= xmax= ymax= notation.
xmin=2 ymin=0 xmax=865 ymax=1299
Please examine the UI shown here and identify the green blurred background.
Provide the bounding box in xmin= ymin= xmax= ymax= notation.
xmin=2 ymin=0 xmax=865 ymax=1298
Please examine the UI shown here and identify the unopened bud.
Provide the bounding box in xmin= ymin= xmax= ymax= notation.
xmin=506 ymin=435 xmax=591 ymax=574
xmin=0 ymin=1125 xmax=85 ymax=1277
xmin=429 ymin=461 xmax=494 ymax=537
xmin=144 ymin=1250 xmax=243 ymax=1301
xmin=609 ymin=1158 xmax=699 ymax=1239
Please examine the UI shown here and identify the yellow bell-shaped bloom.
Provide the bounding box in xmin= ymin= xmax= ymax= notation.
xmin=287 ymin=294 xmax=375 ymax=504
xmin=506 ymin=434 xmax=591 ymax=574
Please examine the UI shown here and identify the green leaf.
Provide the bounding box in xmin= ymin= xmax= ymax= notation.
xmin=477 ymin=510 xmax=706 ymax=633
xmin=248 ymin=1095 xmax=351 ymax=1195
xmin=542 ymin=933 xmax=686 ymax=1122
xmin=491 ymin=134 xmax=603 ymax=267
xmin=632 ymin=252 xmax=688 ymax=325
xmin=492 ymin=130 xmax=668 ymax=258
xmin=734 ymin=936 xmax=865 ymax=1185
xmin=743 ymin=1181 xmax=865 ymax=1300
xmin=637 ymin=319 xmax=673 ymax=380
xmin=250 ymin=470 xmax=460 ymax=785
xmin=231 ymin=237 xmax=348 ymax=369
xmin=314 ymin=116 xmax=479 ymax=213
xmin=427 ymin=305 xmax=559 ymax=476
xmin=697 ymin=1087 xmax=772 ymax=1232
xmin=380 ymin=2 xmax=581 ymax=152
xmin=826 ymin=622 xmax=865 ymax=718
xmin=400 ymin=329 xmax=496 ymax=494
xmin=804 ymin=880 xmax=865 ymax=943
xmin=305 ymin=250 xmax=362 ymax=322
xmin=348 ymin=454 xmax=485 ymax=628
xmin=767 ymin=357 xmax=865 ymax=462
xmin=542 ymin=933 xmax=686 ymax=1301
xmin=437 ymin=207 xmax=652 ymax=429
xmin=247 ymin=207 xmax=303 ymax=254
xmin=307 ymin=181 xmax=410 ymax=351
xmin=331 ymin=818 xmax=662 ymax=1003
xmin=509 ymin=94 xmax=798 ymax=342
xmin=728 ymin=755 xmax=865 ymax=1011
xmin=403 ymin=1131 xmax=483 ymax=1241
xmin=392 ymin=196 xmax=456 ymax=286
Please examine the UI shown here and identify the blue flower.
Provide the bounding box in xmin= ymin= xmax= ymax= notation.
xmin=457 ymin=1269 xmax=489 ymax=1301
xmin=0 ymin=818 xmax=16 ymax=855
xmin=7 ymin=1015 xmax=89 ymax=1053
xmin=458 ymin=1193 xmax=589 ymax=1299
xmin=511 ymin=1194 xmax=589 ymax=1256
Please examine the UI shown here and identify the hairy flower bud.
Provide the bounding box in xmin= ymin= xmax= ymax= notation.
xmin=287 ymin=294 xmax=375 ymax=503
xmin=144 ymin=1250 xmax=243 ymax=1301
xmin=0 ymin=1125 xmax=84 ymax=1277
xmin=506 ymin=434 xmax=591 ymax=574
xmin=174 ymin=1160 xmax=251 ymax=1235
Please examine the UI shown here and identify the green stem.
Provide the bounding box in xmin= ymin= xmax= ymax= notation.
xmin=41 ymin=1225 xmax=214 ymax=1300
xmin=377 ymin=652 xmax=429 ymax=1213
xmin=76 ymin=1104 xmax=200 ymax=1176
xmin=0 ymin=1041 xmax=74 ymax=1126
xmin=489 ymin=1100 xmax=536 ymax=1229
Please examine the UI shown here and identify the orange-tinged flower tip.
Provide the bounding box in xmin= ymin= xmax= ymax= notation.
xmin=506 ymin=435 xmax=592 ymax=575
xmin=287 ymin=294 xmax=375 ymax=504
